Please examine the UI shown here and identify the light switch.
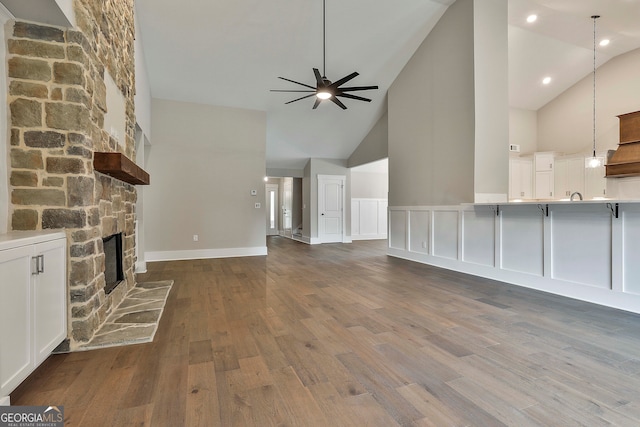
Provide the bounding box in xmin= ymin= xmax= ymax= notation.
xmin=250 ymin=189 xmax=257 ymax=196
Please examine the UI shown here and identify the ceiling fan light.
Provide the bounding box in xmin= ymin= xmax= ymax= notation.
xmin=316 ymin=91 xmax=332 ymax=100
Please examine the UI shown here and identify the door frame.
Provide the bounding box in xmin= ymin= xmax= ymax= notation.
xmin=317 ymin=174 xmax=346 ymax=243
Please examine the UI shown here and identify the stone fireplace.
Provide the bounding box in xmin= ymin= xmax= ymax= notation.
xmin=6 ymin=0 xmax=142 ymax=349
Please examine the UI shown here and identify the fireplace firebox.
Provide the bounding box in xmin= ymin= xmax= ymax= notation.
xmin=103 ymin=233 xmax=124 ymax=294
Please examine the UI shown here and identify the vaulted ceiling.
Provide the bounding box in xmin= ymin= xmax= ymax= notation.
xmin=135 ymin=0 xmax=640 ymax=170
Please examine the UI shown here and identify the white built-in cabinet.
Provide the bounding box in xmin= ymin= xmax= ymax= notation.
xmin=0 ymin=231 xmax=66 ymax=399
xmin=554 ymin=156 xmax=585 ymax=198
xmin=534 ymin=152 xmax=555 ymax=199
xmin=510 ymin=151 xmax=609 ymax=201
xmin=509 ymin=157 xmax=533 ymax=199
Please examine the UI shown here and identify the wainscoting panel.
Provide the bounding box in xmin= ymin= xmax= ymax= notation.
xmin=433 ymin=210 xmax=459 ymax=260
xmin=462 ymin=208 xmax=495 ymax=267
xmin=352 ymin=199 xmax=388 ymax=240
xmin=409 ymin=210 xmax=430 ymax=254
xmin=551 ymin=204 xmax=611 ymax=289
xmin=389 ymin=209 xmax=407 ymax=250
xmin=623 ymin=205 xmax=640 ymax=295
xmin=378 ymin=200 xmax=388 ymax=238
xmin=500 ymin=205 xmax=544 ymax=276
xmin=387 ymin=202 xmax=640 ymax=315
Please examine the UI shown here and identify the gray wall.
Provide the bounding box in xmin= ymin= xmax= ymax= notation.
xmin=537 ymin=47 xmax=640 ymax=155
xmin=509 ymin=108 xmax=538 ymax=154
xmin=144 ymin=99 xmax=266 ymax=254
xmin=388 ymin=0 xmax=508 ymax=206
xmin=348 ymin=111 xmax=388 ymax=168
xmin=388 ymin=0 xmax=475 ymax=206
xmin=351 ymin=171 xmax=388 ymax=199
xmin=472 ymin=0 xmax=508 ymax=200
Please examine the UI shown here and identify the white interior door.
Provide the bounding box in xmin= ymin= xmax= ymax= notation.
xmin=266 ymin=184 xmax=279 ymax=236
xmin=318 ymin=175 xmax=345 ymax=243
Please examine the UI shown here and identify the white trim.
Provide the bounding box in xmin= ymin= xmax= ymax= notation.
xmin=135 ymin=261 xmax=147 ymax=274
xmin=0 ymin=395 xmax=9 ymax=406
xmin=145 ymin=246 xmax=268 ymax=262
xmin=352 ymin=234 xmax=386 ymax=241
xmin=0 ymin=7 xmax=10 ymax=234
xmin=293 ymin=235 xmax=311 ymax=244
xmin=0 ymin=3 xmax=14 ymax=18
xmin=310 ymin=237 xmax=322 ymax=245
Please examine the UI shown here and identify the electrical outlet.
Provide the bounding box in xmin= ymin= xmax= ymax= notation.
xmin=255 ymin=203 xmax=261 ymax=209
xmin=250 ymin=189 xmax=257 ymax=196
xmin=193 ymin=234 xmax=198 ymax=242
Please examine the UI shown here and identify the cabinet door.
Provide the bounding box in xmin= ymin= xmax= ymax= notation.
xmin=535 ymin=171 xmax=554 ymax=199
xmin=554 ymin=159 xmax=569 ymax=198
xmin=567 ymin=158 xmax=586 ymax=196
xmin=0 ymin=245 xmax=33 ymax=396
xmin=33 ymin=239 xmax=67 ymax=365
xmin=510 ymin=159 xmax=533 ymax=199
xmin=535 ymin=153 xmax=554 ymax=172
xmin=520 ymin=160 xmax=533 ymax=198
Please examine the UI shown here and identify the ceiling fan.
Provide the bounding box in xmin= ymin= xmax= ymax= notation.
xmin=271 ymin=0 xmax=379 ymax=110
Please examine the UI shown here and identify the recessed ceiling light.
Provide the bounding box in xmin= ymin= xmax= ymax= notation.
xmin=599 ymin=39 xmax=610 ymax=47
xmin=542 ymin=76 xmax=551 ymax=85
xmin=526 ymin=14 xmax=537 ymax=23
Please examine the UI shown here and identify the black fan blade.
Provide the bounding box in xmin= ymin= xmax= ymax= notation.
xmin=336 ymin=92 xmax=372 ymax=102
xmin=285 ymin=93 xmax=317 ymax=104
xmin=329 ymin=72 xmax=359 ymax=89
xmin=313 ymin=97 xmax=322 ymax=109
xmin=271 ymin=90 xmax=316 ymax=92
xmin=329 ymin=96 xmax=347 ymax=110
xmin=313 ymin=68 xmax=324 ymax=86
xmin=277 ymin=76 xmax=316 ymax=90
xmin=338 ymin=85 xmax=379 ymax=92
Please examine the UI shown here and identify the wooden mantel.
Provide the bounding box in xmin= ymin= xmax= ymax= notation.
xmin=94 ymin=152 xmax=150 ymax=185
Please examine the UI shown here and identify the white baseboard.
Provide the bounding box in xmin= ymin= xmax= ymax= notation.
xmin=145 ymin=246 xmax=268 ymax=262
xmin=0 ymin=395 xmax=9 ymax=406
xmin=135 ymin=261 xmax=147 ymax=274
xmin=352 ymin=234 xmax=387 ymax=241
xmin=292 ymin=235 xmax=311 ymax=244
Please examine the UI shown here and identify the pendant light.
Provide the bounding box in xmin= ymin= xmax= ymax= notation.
xmin=586 ymin=15 xmax=603 ymax=169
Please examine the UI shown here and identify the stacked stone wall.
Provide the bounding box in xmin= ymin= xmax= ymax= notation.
xmin=7 ymin=0 xmax=138 ymax=348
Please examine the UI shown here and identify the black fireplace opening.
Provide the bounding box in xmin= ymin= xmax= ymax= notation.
xmin=103 ymin=233 xmax=124 ymax=294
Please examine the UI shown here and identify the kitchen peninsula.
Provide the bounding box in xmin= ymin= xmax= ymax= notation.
xmin=388 ymin=198 xmax=640 ymax=315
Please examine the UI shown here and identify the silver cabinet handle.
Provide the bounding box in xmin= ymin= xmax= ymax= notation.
xmin=31 ymin=255 xmax=45 ymax=274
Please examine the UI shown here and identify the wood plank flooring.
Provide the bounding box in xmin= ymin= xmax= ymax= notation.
xmin=11 ymin=236 xmax=640 ymax=426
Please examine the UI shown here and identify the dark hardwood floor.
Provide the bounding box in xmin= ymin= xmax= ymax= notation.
xmin=11 ymin=236 xmax=640 ymax=426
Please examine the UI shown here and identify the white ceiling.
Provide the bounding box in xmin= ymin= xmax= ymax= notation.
xmin=135 ymin=0 xmax=640 ymax=170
